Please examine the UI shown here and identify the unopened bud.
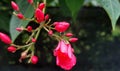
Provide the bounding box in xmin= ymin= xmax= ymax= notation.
xmin=7 ymin=46 xmax=16 ymax=53
xmin=65 ymin=33 xmax=73 ymax=37
xmin=35 ymin=8 xmax=44 ymax=23
xmin=32 ymin=38 xmax=36 ymax=42
xmin=38 ymin=3 xmax=45 ymax=10
xmin=69 ymin=38 xmax=78 ymax=43
xmin=48 ymin=30 xmax=53 ymax=36
xmin=45 ymin=14 xmax=49 ymax=20
xmin=27 ymin=26 xmax=32 ymax=32
xmin=11 ymin=1 xmax=19 ymax=11
xmin=17 ymin=13 xmax=24 ymax=19
xmin=16 ymin=27 xmax=24 ymax=32
xmin=31 ymin=55 xmax=38 ymax=64
xmin=27 ymin=0 xmax=33 ymax=4
xmin=21 ymin=51 xmax=27 ymax=59
xmin=0 ymin=32 xmax=12 ymax=44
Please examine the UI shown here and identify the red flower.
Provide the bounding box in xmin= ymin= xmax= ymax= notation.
xmin=35 ymin=8 xmax=44 ymax=23
xmin=31 ymin=55 xmax=38 ymax=64
xmin=11 ymin=1 xmax=19 ymax=11
xmin=53 ymin=40 xmax=76 ymax=70
xmin=54 ymin=22 xmax=70 ymax=33
xmin=0 ymin=32 xmax=12 ymax=44
xmin=7 ymin=46 xmax=16 ymax=53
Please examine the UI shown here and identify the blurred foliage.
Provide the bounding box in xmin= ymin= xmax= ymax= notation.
xmin=0 ymin=0 xmax=13 ymax=32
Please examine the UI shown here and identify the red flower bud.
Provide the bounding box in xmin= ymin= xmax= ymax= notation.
xmin=31 ymin=55 xmax=38 ymax=64
xmin=45 ymin=14 xmax=49 ymax=21
xmin=7 ymin=46 xmax=16 ymax=53
xmin=54 ymin=22 xmax=70 ymax=33
xmin=65 ymin=33 xmax=73 ymax=37
xmin=69 ymin=38 xmax=78 ymax=43
xmin=35 ymin=8 xmax=44 ymax=23
xmin=27 ymin=26 xmax=32 ymax=32
xmin=0 ymin=32 xmax=12 ymax=44
xmin=16 ymin=27 xmax=23 ymax=32
xmin=48 ymin=30 xmax=53 ymax=36
xmin=11 ymin=1 xmax=19 ymax=11
xmin=32 ymin=38 xmax=36 ymax=42
xmin=17 ymin=13 xmax=24 ymax=19
xmin=27 ymin=0 xmax=33 ymax=4
xmin=38 ymin=3 xmax=45 ymax=10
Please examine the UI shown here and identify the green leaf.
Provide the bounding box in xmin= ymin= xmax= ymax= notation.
xmin=65 ymin=0 xmax=84 ymax=21
xmin=96 ymin=0 xmax=120 ymax=30
xmin=59 ymin=0 xmax=71 ymax=17
xmin=10 ymin=0 xmax=34 ymax=42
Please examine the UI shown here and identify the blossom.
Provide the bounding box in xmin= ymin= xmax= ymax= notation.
xmin=35 ymin=8 xmax=44 ymax=23
xmin=0 ymin=32 xmax=12 ymax=44
xmin=54 ymin=22 xmax=70 ymax=32
xmin=53 ymin=40 xmax=76 ymax=70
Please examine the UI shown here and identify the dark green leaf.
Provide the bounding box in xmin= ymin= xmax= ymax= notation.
xmin=65 ymin=0 xmax=84 ymax=21
xmin=96 ymin=0 xmax=120 ymax=30
xmin=59 ymin=0 xmax=71 ymax=17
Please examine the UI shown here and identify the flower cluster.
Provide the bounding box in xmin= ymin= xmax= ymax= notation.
xmin=0 ymin=0 xmax=78 ymax=70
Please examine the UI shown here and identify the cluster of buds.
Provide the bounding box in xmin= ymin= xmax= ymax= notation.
xmin=0 ymin=0 xmax=78 ymax=70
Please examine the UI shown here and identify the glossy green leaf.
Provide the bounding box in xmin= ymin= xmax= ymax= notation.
xmin=96 ymin=0 xmax=120 ymax=30
xmin=10 ymin=0 xmax=34 ymax=42
xmin=65 ymin=0 xmax=84 ymax=21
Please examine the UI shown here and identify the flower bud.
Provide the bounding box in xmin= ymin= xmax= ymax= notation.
xmin=65 ymin=33 xmax=73 ymax=37
xmin=11 ymin=1 xmax=19 ymax=11
xmin=0 ymin=32 xmax=12 ymax=44
xmin=69 ymin=38 xmax=78 ymax=43
xmin=16 ymin=13 xmax=24 ymax=19
xmin=27 ymin=0 xmax=33 ymax=4
xmin=45 ymin=14 xmax=49 ymax=21
xmin=16 ymin=27 xmax=23 ymax=32
xmin=38 ymin=3 xmax=45 ymax=10
xmin=31 ymin=55 xmax=38 ymax=64
xmin=27 ymin=26 xmax=32 ymax=32
xmin=48 ymin=30 xmax=53 ymax=36
xmin=35 ymin=8 xmax=44 ymax=23
xmin=32 ymin=38 xmax=36 ymax=42
xmin=7 ymin=46 xmax=16 ymax=53
xmin=21 ymin=51 xmax=27 ymax=59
